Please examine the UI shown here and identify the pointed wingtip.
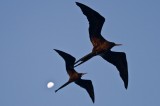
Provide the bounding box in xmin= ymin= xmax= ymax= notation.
xmin=123 ymin=80 xmax=128 ymax=89
xmin=91 ymin=92 xmax=95 ymax=103
xmin=124 ymin=77 xmax=128 ymax=89
xmin=125 ymin=84 xmax=128 ymax=90
xmin=53 ymin=49 xmax=58 ymax=51
xmin=53 ymin=49 xmax=56 ymax=50
xmin=92 ymin=99 xmax=95 ymax=103
xmin=54 ymin=49 xmax=61 ymax=54
xmin=75 ymin=2 xmax=82 ymax=7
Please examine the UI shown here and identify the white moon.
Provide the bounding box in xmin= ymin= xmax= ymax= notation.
xmin=47 ymin=82 xmax=54 ymax=88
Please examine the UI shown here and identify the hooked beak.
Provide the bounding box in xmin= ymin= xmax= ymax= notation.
xmin=115 ymin=43 xmax=122 ymax=46
xmin=82 ymin=73 xmax=87 ymax=75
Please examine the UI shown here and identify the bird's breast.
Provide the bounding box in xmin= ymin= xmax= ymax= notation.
xmin=69 ymin=73 xmax=80 ymax=81
xmin=92 ymin=41 xmax=112 ymax=54
xmin=91 ymin=37 xmax=102 ymax=47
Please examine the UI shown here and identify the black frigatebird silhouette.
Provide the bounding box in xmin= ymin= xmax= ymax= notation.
xmin=75 ymin=2 xmax=128 ymax=89
xmin=54 ymin=49 xmax=95 ymax=103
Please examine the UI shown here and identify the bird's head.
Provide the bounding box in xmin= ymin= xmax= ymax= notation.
xmin=115 ymin=43 xmax=122 ymax=46
xmin=80 ymin=73 xmax=87 ymax=77
xmin=112 ymin=42 xmax=122 ymax=47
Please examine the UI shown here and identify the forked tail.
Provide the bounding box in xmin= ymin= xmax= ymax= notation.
xmin=74 ymin=52 xmax=95 ymax=67
xmin=55 ymin=81 xmax=71 ymax=93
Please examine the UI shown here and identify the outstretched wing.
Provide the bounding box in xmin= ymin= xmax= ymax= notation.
xmin=101 ymin=51 xmax=128 ymax=89
xmin=76 ymin=2 xmax=105 ymax=40
xmin=75 ymin=79 xmax=95 ymax=103
xmin=54 ymin=49 xmax=76 ymax=71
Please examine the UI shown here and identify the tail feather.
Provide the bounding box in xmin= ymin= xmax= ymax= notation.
xmin=74 ymin=52 xmax=95 ymax=67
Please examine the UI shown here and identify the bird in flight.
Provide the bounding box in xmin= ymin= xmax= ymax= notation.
xmin=75 ymin=2 xmax=128 ymax=89
xmin=54 ymin=49 xmax=95 ymax=103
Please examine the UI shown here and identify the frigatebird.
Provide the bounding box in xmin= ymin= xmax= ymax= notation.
xmin=54 ymin=49 xmax=95 ymax=103
xmin=75 ymin=2 xmax=128 ymax=89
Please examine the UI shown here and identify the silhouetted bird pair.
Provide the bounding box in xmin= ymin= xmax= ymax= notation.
xmin=54 ymin=2 xmax=128 ymax=103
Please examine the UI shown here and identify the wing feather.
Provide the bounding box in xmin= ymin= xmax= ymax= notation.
xmin=76 ymin=2 xmax=105 ymax=39
xmin=75 ymin=79 xmax=95 ymax=103
xmin=54 ymin=49 xmax=76 ymax=74
xmin=101 ymin=51 xmax=128 ymax=89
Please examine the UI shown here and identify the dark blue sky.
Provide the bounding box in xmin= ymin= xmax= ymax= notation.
xmin=1 ymin=0 xmax=160 ymax=106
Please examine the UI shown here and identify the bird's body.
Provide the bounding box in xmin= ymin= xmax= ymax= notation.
xmin=92 ymin=37 xmax=113 ymax=53
xmin=68 ymin=70 xmax=81 ymax=82
xmin=75 ymin=2 xmax=128 ymax=89
xmin=54 ymin=49 xmax=95 ymax=103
